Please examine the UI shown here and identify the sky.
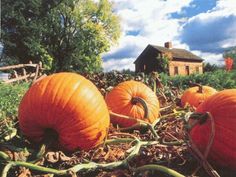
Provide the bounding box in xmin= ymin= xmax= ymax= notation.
xmin=102 ymin=0 xmax=236 ymax=71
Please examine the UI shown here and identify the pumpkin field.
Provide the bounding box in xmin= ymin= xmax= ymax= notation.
xmin=0 ymin=70 xmax=236 ymax=177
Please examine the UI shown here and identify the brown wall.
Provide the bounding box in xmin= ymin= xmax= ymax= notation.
xmin=135 ymin=46 xmax=161 ymax=74
xmin=169 ymin=60 xmax=203 ymax=76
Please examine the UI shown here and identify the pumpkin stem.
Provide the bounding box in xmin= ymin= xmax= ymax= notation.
xmin=197 ymin=85 xmax=203 ymax=93
xmin=131 ymin=97 xmax=149 ymax=119
xmin=189 ymin=82 xmax=203 ymax=93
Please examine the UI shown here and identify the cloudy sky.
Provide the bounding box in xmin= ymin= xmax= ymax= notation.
xmin=102 ymin=0 xmax=236 ymax=71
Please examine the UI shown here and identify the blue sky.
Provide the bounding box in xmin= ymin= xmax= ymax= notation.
xmin=102 ymin=0 xmax=236 ymax=71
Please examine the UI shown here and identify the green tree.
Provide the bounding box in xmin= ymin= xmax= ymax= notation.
xmin=155 ymin=55 xmax=169 ymax=74
xmin=203 ymin=62 xmax=220 ymax=72
xmin=1 ymin=0 xmax=121 ymax=73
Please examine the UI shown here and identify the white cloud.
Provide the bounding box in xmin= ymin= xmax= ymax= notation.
xmin=180 ymin=0 xmax=236 ymax=53
xmin=192 ymin=50 xmax=224 ymax=65
xmin=103 ymin=0 xmax=236 ymax=71
xmin=103 ymin=58 xmax=135 ymax=71
xmin=103 ymin=0 xmax=193 ymax=71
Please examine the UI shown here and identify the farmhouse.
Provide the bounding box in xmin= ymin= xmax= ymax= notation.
xmin=134 ymin=42 xmax=204 ymax=76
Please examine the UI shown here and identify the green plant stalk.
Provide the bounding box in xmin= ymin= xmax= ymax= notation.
xmin=152 ymin=78 xmax=157 ymax=94
xmin=0 ymin=151 xmax=10 ymax=160
xmin=1 ymin=162 xmax=14 ymax=177
xmin=0 ymin=139 xmax=156 ymax=175
xmin=0 ymin=140 xmax=140 ymax=176
xmin=111 ymin=111 xmax=160 ymax=140
xmin=147 ymin=123 xmax=160 ymax=140
xmin=6 ymin=161 xmax=67 ymax=176
xmin=134 ymin=164 xmax=185 ymax=177
xmin=0 ymin=138 xmax=185 ymax=176
xmin=104 ymin=138 xmax=134 ymax=145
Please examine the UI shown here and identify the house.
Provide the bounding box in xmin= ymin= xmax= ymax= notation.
xmin=134 ymin=42 xmax=204 ymax=76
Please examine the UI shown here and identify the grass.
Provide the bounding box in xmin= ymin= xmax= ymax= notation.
xmin=0 ymin=82 xmax=29 ymax=141
xmin=0 ymin=82 xmax=29 ymax=119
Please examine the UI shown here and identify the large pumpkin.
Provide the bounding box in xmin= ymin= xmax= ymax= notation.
xmin=105 ymin=80 xmax=160 ymax=127
xmin=181 ymin=85 xmax=217 ymax=108
xmin=18 ymin=72 xmax=110 ymax=151
xmin=190 ymin=89 xmax=236 ymax=168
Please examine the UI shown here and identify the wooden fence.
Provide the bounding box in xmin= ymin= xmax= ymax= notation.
xmin=0 ymin=61 xmax=45 ymax=84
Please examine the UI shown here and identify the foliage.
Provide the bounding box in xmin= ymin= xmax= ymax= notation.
xmin=155 ymin=56 xmax=169 ymax=73
xmin=1 ymin=0 xmax=121 ymax=73
xmin=166 ymin=70 xmax=236 ymax=90
xmin=203 ymin=62 xmax=220 ymax=72
xmin=0 ymin=82 xmax=29 ymax=120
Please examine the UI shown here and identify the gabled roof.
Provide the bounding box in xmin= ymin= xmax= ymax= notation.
xmin=151 ymin=45 xmax=203 ymax=61
xmin=134 ymin=44 xmax=203 ymax=63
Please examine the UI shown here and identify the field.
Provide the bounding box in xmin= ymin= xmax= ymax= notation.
xmin=0 ymin=70 xmax=236 ymax=177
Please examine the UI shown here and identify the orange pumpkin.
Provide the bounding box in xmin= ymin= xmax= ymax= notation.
xmin=18 ymin=72 xmax=110 ymax=151
xmin=181 ymin=85 xmax=217 ymax=108
xmin=105 ymin=80 xmax=160 ymax=127
xmin=190 ymin=89 xmax=236 ymax=168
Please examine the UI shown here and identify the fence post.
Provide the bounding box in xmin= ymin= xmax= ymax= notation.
xmin=13 ymin=70 xmax=19 ymax=84
xmin=33 ymin=64 xmax=40 ymax=82
xmin=22 ymin=68 xmax=28 ymax=82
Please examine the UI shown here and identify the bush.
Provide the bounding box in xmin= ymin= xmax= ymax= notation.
xmin=160 ymin=70 xmax=236 ymax=90
xmin=0 ymin=82 xmax=29 ymax=120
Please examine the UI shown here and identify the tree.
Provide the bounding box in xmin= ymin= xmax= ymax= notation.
xmin=155 ymin=55 xmax=169 ymax=74
xmin=1 ymin=0 xmax=121 ymax=73
xmin=203 ymin=63 xmax=220 ymax=72
xmin=223 ymin=46 xmax=236 ymax=69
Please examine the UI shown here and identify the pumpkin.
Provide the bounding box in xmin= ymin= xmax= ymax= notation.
xmin=190 ymin=89 xmax=236 ymax=168
xmin=105 ymin=80 xmax=160 ymax=127
xmin=181 ymin=85 xmax=217 ymax=108
xmin=18 ymin=72 xmax=110 ymax=151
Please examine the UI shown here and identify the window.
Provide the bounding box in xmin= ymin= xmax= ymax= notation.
xmin=174 ymin=66 xmax=178 ymax=75
xmin=185 ymin=66 xmax=190 ymax=75
xmin=196 ymin=66 xmax=200 ymax=73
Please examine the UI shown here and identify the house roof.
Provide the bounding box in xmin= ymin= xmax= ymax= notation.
xmin=134 ymin=44 xmax=203 ymax=63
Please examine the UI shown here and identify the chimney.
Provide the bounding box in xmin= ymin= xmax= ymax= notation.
xmin=164 ymin=42 xmax=172 ymax=49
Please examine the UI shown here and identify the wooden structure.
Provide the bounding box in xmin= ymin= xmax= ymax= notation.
xmin=134 ymin=42 xmax=204 ymax=76
xmin=0 ymin=61 xmax=44 ymax=84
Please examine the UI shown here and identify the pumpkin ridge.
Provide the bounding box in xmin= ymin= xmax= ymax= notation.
xmin=51 ymin=74 xmax=80 ymax=112
xmin=36 ymin=74 xmax=70 ymax=127
xmin=60 ymin=100 xmax=109 ymax=133
xmin=50 ymin=75 xmax=84 ymax=125
xmin=58 ymin=80 xmax=109 ymax=131
xmin=23 ymin=77 xmax=51 ymax=127
xmin=46 ymin=75 xmax=76 ymax=126
xmin=38 ymin=75 xmax=57 ymax=126
xmin=60 ymin=76 xmax=85 ymax=111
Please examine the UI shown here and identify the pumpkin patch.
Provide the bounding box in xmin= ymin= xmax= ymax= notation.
xmin=18 ymin=72 xmax=110 ymax=151
xmin=1 ymin=71 xmax=236 ymax=177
